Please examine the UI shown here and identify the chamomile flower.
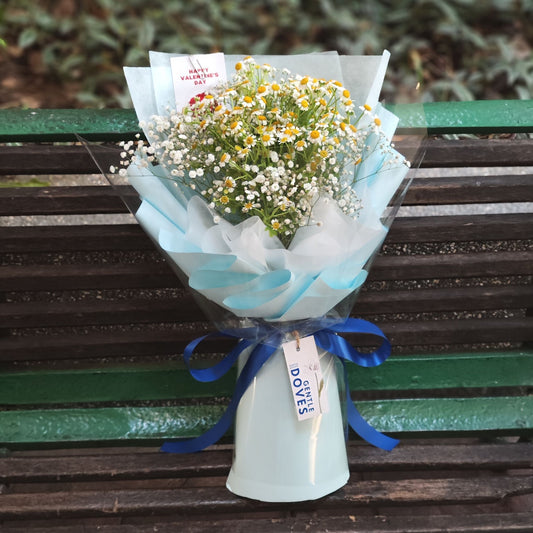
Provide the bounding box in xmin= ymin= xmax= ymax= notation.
xmin=119 ymin=56 xmax=407 ymax=246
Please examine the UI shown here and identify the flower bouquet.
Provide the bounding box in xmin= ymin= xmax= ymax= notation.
xmin=90 ymin=51 xmax=424 ymax=502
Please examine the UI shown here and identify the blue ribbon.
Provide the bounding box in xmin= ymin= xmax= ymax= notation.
xmin=161 ymin=317 xmax=399 ymax=454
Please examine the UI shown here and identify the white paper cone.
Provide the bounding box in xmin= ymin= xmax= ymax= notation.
xmin=226 ymin=346 xmax=349 ymax=502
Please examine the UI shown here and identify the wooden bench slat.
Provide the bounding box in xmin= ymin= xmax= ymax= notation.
xmin=371 ymin=251 xmax=533 ymax=280
xmin=2 ymin=252 xmax=531 ymax=292
xmin=2 ymin=214 xmax=531 ymax=253
xmin=1 ymin=443 xmax=531 ymax=482
xmin=1 ymin=286 xmax=530 ymax=328
xmin=1 ymin=175 xmax=531 ymax=218
xmin=0 ymin=185 xmax=128 ymax=216
xmin=2 ymin=176 xmax=532 ymax=217
xmin=0 ymin=225 xmax=147 ymax=253
xmin=0 ymin=263 xmax=176 ymax=291
xmin=2 ymin=513 xmax=533 ymax=533
xmin=1 ymin=475 xmax=531 ymax=519
xmin=1 ymin=318 xmax=532 ymax=361
xmin=0 ymin=352 xmax=531 ymax=405
xmin=2 ymin=139 xmax=533 ymax=177
xmin=388 ymin=213 xmax=533 ymax=242
xmin=407 ymin=174 xmax=533 ymax=205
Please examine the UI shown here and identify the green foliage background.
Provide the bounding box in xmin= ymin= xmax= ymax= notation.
xmin=1 ymin=0 xmax=532 ymax=107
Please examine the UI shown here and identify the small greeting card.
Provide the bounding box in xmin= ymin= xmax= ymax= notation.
xmin=170 ymin=52 xmax=227 ymax=110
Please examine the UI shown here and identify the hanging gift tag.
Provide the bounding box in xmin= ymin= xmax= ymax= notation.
xmin=282 ymin=335 xmax=329 ymax=421
xmin=170 ymin=52 xmax=227 ymax=111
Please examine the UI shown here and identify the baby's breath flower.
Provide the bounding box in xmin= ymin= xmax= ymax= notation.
xmin=118 ymin=56 xmax=408 ymax=247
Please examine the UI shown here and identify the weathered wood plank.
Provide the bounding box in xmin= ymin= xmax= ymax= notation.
xmin=1 ymin=443 xmax=531 ymax=482
xmin=2 ymin=139 xmax=533 ymax=176
xmin=1 ymin=318 xmax=532 ymax=361
xmin=407 ymin=174 xmax=533 ymax=205
xmin=5 ymin=513 xmax=533 ymax=533
xmin=2 ymin=513 xmax=533 ymax=533
xmin=1 ymin=174 xmax=531 ymax=217
xmin=0 ymin=476 xmax=531 ymax=519
xmin=2 ymin=252 xmax=531 ymax=292
xmin=1 ymin=214 xmax=531 ymax=252
xmin=0 ymin=263 xmax=177 ymax=291
xmin=0 ymin=185 xmax=130 ymax=216
xmin=1 ymin=286 xmax=530 ymax=329
xmin=369 ymin=251 xmax=533 ymax=280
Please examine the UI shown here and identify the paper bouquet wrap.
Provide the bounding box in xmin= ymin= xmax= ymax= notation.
xmin=95 ymin=51 xmax=423 ymax=502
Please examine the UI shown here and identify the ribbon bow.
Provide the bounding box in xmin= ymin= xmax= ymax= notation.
xmin=161 ymin=317 xmax=399 ymax=453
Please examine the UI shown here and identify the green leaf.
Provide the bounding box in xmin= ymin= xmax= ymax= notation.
xmin=18 ymin=27 xmax=38 ymax=48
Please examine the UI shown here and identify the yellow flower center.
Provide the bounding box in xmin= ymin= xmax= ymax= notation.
xmin=257 ymin=86 xmax=267 ymax=94
xmin=364 ymin=104 xmax=372 ymax=111
xmin=374 ymin=117 xmax=382 ymax=126
xmin=220 ymin=195 xmax=230 ymax=204
xmin=235 ymin=62 xmax=243 ymax=71
xmin=310 ymin=130 xmax=321 ymax=139
xmin=271 ymin=83 xmax=280 ymax=91
xmin=244 ymin=95 xmax=253 ymax=104
xmin=342 ymin=89 xmax=350 ymax=99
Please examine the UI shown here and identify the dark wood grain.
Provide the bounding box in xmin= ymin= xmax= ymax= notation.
xmin=2 ymin=139 xmax=533 ymax=175
xmin=1 ymin=317 xmax=532 ymax=361
xmin=1 ymin=443 xmax=531 ymax=483
xmin=1 ymin=214 xmax=531 ymax=253
xmin=1 ymin=285 xmax=530 ymax=329
xmin=1 ymin=476 xmax=531 ymax=519
xmin=2 ymin=251 xmax=531 ymax=292
xmin=2 ymin=513 xmax=533 ymax=533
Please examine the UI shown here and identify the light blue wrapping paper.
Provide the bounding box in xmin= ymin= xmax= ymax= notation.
xmin=122 ymin=51 xmax=411 ymax=322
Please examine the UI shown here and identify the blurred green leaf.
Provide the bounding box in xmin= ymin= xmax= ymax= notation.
xmin=18 ymin=27 xmax=37 ymax=48
xmin=2 ymin=0 xmax=531 ymax=106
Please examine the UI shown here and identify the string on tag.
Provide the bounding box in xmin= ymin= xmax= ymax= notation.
xmin=292 ymin=330 xmax=301 ymax=351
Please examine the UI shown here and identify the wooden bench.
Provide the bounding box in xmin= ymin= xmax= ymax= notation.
xmin=0 ymin=101 xmax=532 ymax=532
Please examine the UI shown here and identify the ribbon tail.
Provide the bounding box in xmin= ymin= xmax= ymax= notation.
xmin=316 ymin=326 xmax=399 ymax=451
xmin=346 ymin=394 xmax=399 ymax=451
xmin=161 ymin=341 xmax=277 ymax=453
